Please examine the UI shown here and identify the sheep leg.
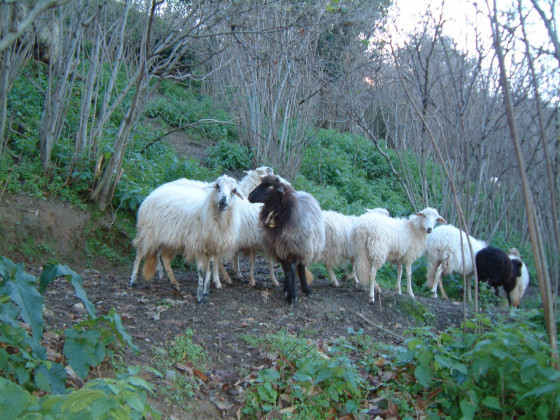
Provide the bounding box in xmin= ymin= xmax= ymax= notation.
xmin=217 ymin=260 xmax=233 ymax=286
xmin=368 ymin=266 xmax=378 ymax=303
xmin=196 ymin=260 xmax=210 ymax=304
xmin=326 ymin=264 xmax=340 ymax=287
xmin=395 ymin=264 xmax=403 ymax=294
xmin=438 ymin=275 xmax=449 ymax=299
xmin=268 ymin=259 xmax=279 ymax=287
xmin=248 ymin=250 xmax=256 ymax=287
xmin=298 ymin=263 xmax=311 ymax=297
xmin=232 ymin=252 xmax=244 ymax=281
xmin=344 ymin=260 xmax=359 ymax=284
xmin=430 ymin=263 xmax=444 ymax=298
xmin=405 ymin=264 xmax=415 ymax=298
xmin=129 ymin=253 xmax=142 ymax=287
xmin=281 ymin=259 xmax=297 ymax=304
xmin=161 ymin=254 xmax=181 ymax=291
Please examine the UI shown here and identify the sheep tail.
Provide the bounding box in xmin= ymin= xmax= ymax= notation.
xmin=355 ymin=244 xmax=371 ymax=287
xmin=142 ymin=253 xmax=157 ymax=281
xmin=305 ymin=267 xmax=314 ymax=285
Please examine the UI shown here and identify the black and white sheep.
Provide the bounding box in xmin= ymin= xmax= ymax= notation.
xmin=248 ymin=175 xmax=325 ymax=304
xmin=425 ymin=224 xmax=487 ymax=299
xmin=475 ymin=246 xmax=524 ymax=307
xmin=129 ymin=175 xmax=243 ymax=303
xmin=507 ymin=248 xmax=530 ymax=308
xmin=351 ymin=207 xmax=446 ymax=303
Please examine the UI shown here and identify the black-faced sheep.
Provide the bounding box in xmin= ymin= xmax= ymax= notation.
xmin=351 ymin=207 xmax=446 ymax=303
xmin=425 ymin=224 xmax=487 ymax=299
xmin=229 ymin=166 xmax=279 ymax=287
xmin=475 ymin=246 xmax=524 ymax=307
xmin=248 ymin=175 xmax=325 ymax=304
xmin=129 ymin=175 xmax=243 ymax=303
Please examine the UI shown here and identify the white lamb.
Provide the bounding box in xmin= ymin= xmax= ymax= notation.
xmin=425 ymin=224 xmax=487 ymax=299
xmin=352 ymin=207 xmax=446 ymax=303
xmin=129 ymin=175 xmax=243 ymax=302
xmin=318 ymin=208 xmax=390 ymax=287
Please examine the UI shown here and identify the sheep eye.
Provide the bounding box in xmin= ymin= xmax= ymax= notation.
xmin=267 ymin=185 xmax=275 ymax=190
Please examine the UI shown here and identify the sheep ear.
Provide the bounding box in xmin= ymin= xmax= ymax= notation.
xmin=437 ymin=217 xmax=447 ymax=224
xmin=277 ymin=184 xmax=286 ymax=195
xmin=234 ymin=189 xmax=244 ymax=200
xmin=416 ymin=212 xmax=425 ymax=218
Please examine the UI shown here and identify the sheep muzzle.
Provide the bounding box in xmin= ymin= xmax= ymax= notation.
xmin=218 ymin=197 xmax=228 ymax=211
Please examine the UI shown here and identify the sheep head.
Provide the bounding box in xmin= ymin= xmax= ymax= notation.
xmin=245 ymin=166 xmax=274 ymax=179
xmin=415 ymin=207 xmax=447 ymax=234
xmin=212 ymin=175 xmax=243 ymax=212
xmin=248 ymin=175 xmax=293 ymax=206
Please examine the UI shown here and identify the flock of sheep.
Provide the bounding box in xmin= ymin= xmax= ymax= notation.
xmin=129 ymin=166 xmax=530 ymax=307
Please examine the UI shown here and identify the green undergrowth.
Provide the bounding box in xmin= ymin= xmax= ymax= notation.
xmin=0 ymin=256 xmax=160 ymax=419
xmin=240 ymin=312 xmax=558 ymax=419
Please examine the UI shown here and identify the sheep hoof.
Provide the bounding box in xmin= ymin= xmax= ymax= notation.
xmin=172 ymin=285 xmax=181 ymax=292
xmin=197 ymin=296 xmax=208 ymax=304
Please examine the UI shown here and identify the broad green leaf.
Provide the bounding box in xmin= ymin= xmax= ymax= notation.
xmin=460 ymin=399 xmax=477 ymax=419
xmin=0 ymin=383 xmax=34 ymax=418
xmin=35 ymin=362 xmax=67 ymax=395
xmin=522 ymin=383 xmax=559 ymax=398
xmin=64 ymin=329 xmax=106 ymax=379
xmin=0 ymin=301 xmax=21 ymax=328
xmin=39 ymin=263 xmax=96 ymax=318
xmin=520 ymin=358 xmax=538 ymax=382
xmin=105 ymin=309 xmax=139 ymax=352
xmin=481 ymin=396 xmax=502 ymax=411
xmin=0 ymin=256 xmax=19 ymax=282
xmin=314 ymin=368 xmax=334 ymax=385
xmin=414 ymin=364 xmax=432 ymax=387
xmin=0 ymin=267 xmax=44 ymax=342
xmin=61 ymin=388 xmax=107 ymax=414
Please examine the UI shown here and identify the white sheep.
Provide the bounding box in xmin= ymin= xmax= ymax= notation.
xmin=129 ymin=175 xmax=243 ymax=303
xmin=228 ymin=166 xmax=279 ymax=287
xmin=152 ymin=167 xmax=277 ymax=287
xmin=318 ymin=211 xmax=358 ymax=287
xmin=318 ymin=208 xmax=390 ymax=287
xmin=352 ymin=207 xmax=446 ymax=303
xmin=425 ymin=224 xmax=487 ymax=299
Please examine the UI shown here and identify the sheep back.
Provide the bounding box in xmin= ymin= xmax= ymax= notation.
xmin=475 ymin=246 xmax=514 ymax=292
xmin=426 ymin=224 xmax=487 ymax=283
xmin=319 ymin=211 xmax=356 ymax=264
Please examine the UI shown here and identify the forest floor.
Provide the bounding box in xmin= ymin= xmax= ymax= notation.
xmin=0 ymin=192 xmax=474 ymax=419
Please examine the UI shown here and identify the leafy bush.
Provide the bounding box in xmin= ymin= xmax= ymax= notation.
xmin=0 ymin=256 xmax=159 ymax=418
xmin=241 ymin=331 xmax=366 ymax=418
xmin=205 ymin=139 xmax=253 ymax=171
xmin=395 ymin=316 xmax=560 ymax=419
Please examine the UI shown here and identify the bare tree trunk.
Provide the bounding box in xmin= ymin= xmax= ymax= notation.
xmin=489 ymin=0 xmax=557 ymax=359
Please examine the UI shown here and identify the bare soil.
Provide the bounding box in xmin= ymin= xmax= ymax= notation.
xmin=0 ymin=192 xmax=470 ymax=419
